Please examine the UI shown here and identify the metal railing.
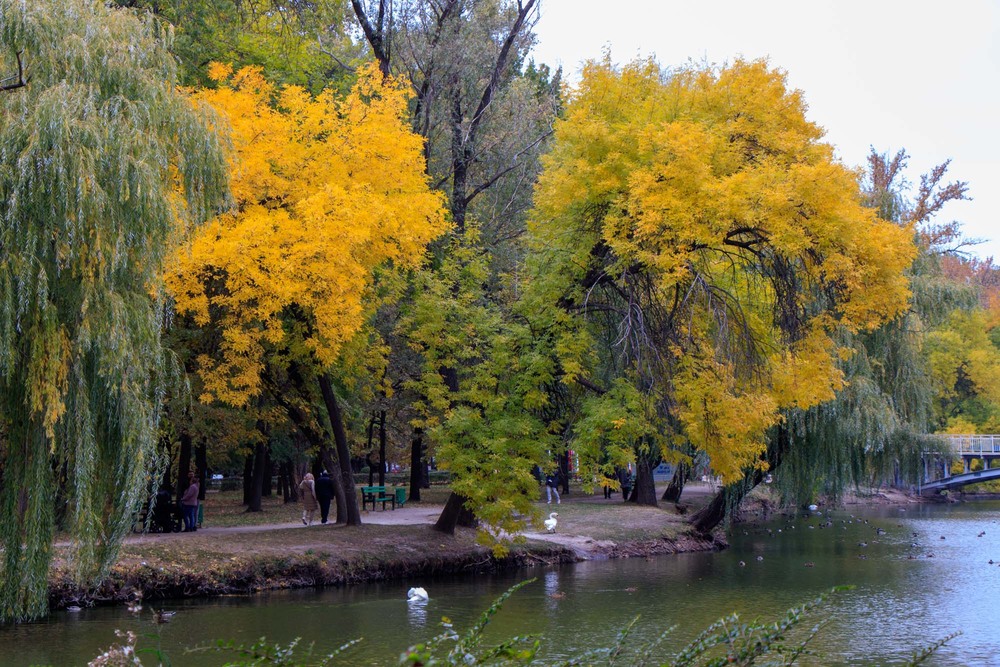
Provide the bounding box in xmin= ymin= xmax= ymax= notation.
xmin=935 ymin=434 xmax=1000 ymax=456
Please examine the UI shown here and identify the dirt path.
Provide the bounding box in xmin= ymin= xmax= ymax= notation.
xmin=118 ymin=482 xmax=725 ymax=552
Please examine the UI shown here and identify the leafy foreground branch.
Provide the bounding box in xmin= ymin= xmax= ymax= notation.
xmin=89 ymin=582 xmax=958 ymax=667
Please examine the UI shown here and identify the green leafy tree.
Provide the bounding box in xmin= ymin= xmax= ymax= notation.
xmin=0 ymin=0 xmax=228 ymax=621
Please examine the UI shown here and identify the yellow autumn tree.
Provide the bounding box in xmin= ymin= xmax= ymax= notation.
xmin=523 ymin=57 xmax=915 ymax=519
xmin=167 ymin=62 xmax=448 ymax=524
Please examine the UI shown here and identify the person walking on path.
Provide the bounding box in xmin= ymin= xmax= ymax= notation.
xmin=619 ymin=468 xmax=633 ymax=502
xmin=315 ymin=471 xmax=334 ymax=524
xmin=180 ymin=472 xmax=199 ymax=532
xmin=298 ymin=472 xmax=318 ymax=525
xmin=545 ymin=471 xmax=561 ymax=505
xmin=603 ymin=470 xmax=615 ymax=499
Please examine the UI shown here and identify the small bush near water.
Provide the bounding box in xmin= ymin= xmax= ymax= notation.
xmin=87 ymin=582 xmax=957 ymax=666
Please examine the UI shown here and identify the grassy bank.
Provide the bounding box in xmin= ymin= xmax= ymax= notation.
xmin=49 ymin=486 xmax=724 ymax=611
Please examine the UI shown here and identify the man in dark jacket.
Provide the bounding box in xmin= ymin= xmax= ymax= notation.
xmin=315 ymin=471 xmax=335 ymax=524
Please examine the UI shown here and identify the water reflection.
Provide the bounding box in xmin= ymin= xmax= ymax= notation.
xmin=406 ymin=598 xmax=428 ymax=628
xmin=2 ymin=501 xmax=999 ymax=665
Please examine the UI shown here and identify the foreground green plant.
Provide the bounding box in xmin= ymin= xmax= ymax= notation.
xmin=89 ymin=582 xmax=958 ymax=666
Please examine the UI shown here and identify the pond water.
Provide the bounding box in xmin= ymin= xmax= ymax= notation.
xmin=3 ymin=501 xmax=999 ymax=665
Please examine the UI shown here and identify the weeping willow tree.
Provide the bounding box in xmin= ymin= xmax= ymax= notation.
xmin=0 ymin=0 xmax=228 ymax=621
xmin=690 ymin=150 xmax=975 ymax=531
xmin=774 ymin=150 xmax=975 ymax=504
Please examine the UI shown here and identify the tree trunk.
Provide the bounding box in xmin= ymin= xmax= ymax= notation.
xmin=378 ymin=410 xmax=387 ymax=486
xmin=632 ymin=456 xmax=658 ymax=506
xmin=246 ymin=441 xmax=266 ymax=512
xmin=662 ymin=461 xmax=687 ymax=503
xmin=434 ymin=492 xmax=477 ymax=534
xmin=279 ymin=462 xmax=289 ymax=502
xmin=176 ymin=432 xmax=192 ymax=504
xmin=318 ymin=372 xmax=362 ymax=525
xmin=195 ymin=441 xmax=207 ymax=501
xmin=365 ymin=412 xmax=376 ymax=486
xmin=409 ymin=428 xmax=424 ymax=502
xmin=558 ymin=451 xmax=570 ymax=495
xmin=262 ymin=447 xmax=272 ymax=497
xmin=690 ymin=425 xmax=790 ymax=534
xmin=242 ymin=453 xmax=254 ymax=505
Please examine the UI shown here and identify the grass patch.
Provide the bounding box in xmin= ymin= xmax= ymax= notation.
xmin=535 ymin=498 xmax=686 ymax=541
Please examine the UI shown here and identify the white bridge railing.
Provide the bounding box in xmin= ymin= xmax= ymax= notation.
xmin=934 ymin=434 xmax=1000 ymax=456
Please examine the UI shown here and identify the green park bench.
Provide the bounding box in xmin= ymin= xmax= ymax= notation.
xmin=360 ymin=485 xmax=395 ymax=511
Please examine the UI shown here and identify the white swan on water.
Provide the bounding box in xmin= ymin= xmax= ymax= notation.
xmin=407 ymin=587 xmax=428 ymax=602
xmin=544 ymin=512 xmax=558 ymax=533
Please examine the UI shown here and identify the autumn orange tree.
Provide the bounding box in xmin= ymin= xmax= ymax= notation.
xmin=521 ymin=58 xmax=916 ymax=530
xmin=167 ymin=63 xmax=448 ymax=525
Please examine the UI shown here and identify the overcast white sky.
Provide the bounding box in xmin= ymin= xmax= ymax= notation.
xmin=531 ymin=0 xmax=1000 ymax=260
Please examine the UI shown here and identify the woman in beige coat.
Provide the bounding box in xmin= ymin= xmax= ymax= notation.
xmin=298 ymin=473 xmax=318 ymax=525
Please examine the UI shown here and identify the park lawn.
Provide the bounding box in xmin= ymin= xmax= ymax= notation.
xmin=201 ymin=485 xmax=454 ymax=528
xmin=537 ymin=498 xmax=688 ymax=542
xmin=48 ymin=485 xmax=719 ymax=608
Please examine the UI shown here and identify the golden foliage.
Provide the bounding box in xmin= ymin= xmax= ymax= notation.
xmin=527 ymin=58 xmax=916 ymax=482
xmin=167 ymin=63 xmax=448 ymax=405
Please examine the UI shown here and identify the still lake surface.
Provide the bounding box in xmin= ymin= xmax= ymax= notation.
xmin=3 ymin=501 xmax=1000 ymax=665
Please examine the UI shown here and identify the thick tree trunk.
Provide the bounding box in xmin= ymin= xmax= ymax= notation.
xmin=318 ymin=373 xmax=362 ymax=525
xmin=433 ymin=492 xmax=477 ymax=534
xmin=331 ymin=464 xmax=348 ymax=525
xmin=409 ymin=428 xmax=424 ymax=502
xmin=195 ymin=441 xmax=207 ymax=501
xmin=378 ymin=410 xmax=387 ymax=487
xmin=632 ymin=456 xmax=658 ymax=506
xmin=690 ymin=425 xmax=790 ymax=534
xmin=662 ymin=461 xmax=688 ymax=503
xmin=558 ymin=451 xmax=570 ymax=495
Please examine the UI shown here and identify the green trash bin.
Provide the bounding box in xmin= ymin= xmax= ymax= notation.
xmin=197 ymin=504 xmax=204 ymax=527
xmin=395 ymin=487 xmax=407 ymax=508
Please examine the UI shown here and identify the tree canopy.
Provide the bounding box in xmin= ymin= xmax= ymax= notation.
xmin=522 ymin=57 xmax=916 ymax=506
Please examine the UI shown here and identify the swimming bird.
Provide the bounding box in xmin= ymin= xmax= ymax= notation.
xmin=755 ymin=555 xmax=764 ymax=562
xmin=66 ymin=606 xmax=82 ymax=613
xmin=738 ymin=560 xmax=746 ymax=567
xmin=127 ymin=600 xmax=142 ymax=613
xmin=152 ymin=609 xmax=176 ymax=623
xmin=407 ymin=587 xmax=429 ymax=602
xmin=804 ymin=562 xmax=815 ymax=567
xmin=544 ymin=512 xmax=558 ymax=533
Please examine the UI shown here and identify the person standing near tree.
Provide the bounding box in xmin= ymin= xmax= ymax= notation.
xmin=315 ymin=471 xmax=334 ymax=524
xmin=298 ymin=473 xmax=318 ymax=525
xmin=545 ymin=471 xmax=561 ymax=505
xmin=180 ymin=472 xmax=200 ymax=532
